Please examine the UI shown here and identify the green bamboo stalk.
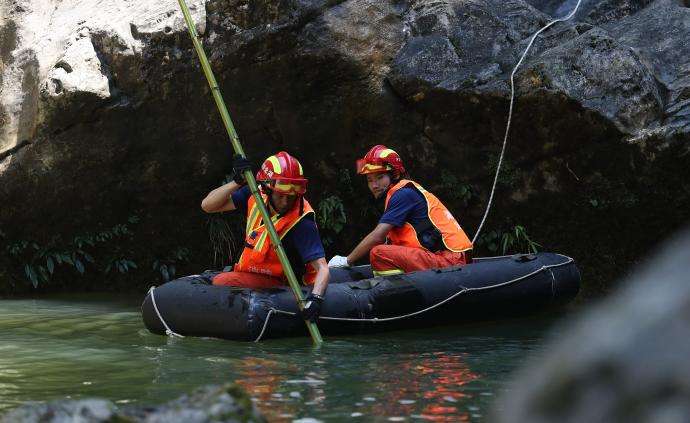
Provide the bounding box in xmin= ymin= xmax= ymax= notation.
xmin=175 ymin=0 xmax=323 ymax=346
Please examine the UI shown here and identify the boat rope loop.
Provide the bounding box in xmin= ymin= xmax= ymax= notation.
xmin=472 ymin=0 xmax=583 ymax=243
xmin=147 ymin=286 xmax=185 ymax=338
xmin=254 ymin=255 xmax=574 ymax=342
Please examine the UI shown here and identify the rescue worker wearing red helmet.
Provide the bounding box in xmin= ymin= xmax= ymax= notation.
xmin=201 ymin=152 xmax=329 ymax=321
xmin=328 ymin=145 xmax=472 ymax=275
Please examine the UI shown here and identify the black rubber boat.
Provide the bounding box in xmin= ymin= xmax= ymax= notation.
xmin=141 ymin=252 xmax=579 ymax=341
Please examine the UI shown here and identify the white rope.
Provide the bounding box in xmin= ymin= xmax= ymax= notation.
xmin=472 ymin=0 xmax=583 ymax=243
xmin=254 ymin=308 xmax=275 ymax=342
xmin=147 ymin=286 xmax=185 ymax=338
xmin=253 ymin=256 xmax=573 ymax=341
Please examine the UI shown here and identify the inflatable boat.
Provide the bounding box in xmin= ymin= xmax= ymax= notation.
xmin=141 ymin=252 xmax=579 ymax=341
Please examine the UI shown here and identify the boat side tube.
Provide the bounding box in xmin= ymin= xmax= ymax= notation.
xmin=141 ymin=252 xmax=579 ymax=341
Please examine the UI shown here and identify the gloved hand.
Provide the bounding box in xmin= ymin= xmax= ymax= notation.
xmin=300 ymin=293 xmax=324 ymax=322
xmin=231 ymin=154 xmax=252 ymax=185
xmin=328 ymin=255 xmax=349 ymax=267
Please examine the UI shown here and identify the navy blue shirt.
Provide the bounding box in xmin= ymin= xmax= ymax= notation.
xmin=232 ymin=186 xmax=325 ymax=278
xmin=379 ymin=186 xmax=429 ymax=229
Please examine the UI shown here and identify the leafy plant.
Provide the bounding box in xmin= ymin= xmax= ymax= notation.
xmin=207 ymin=215 xmax=237 ymax=267
xmin=475 ymin=225 xmax=541 ymax=255
xmin=317 ymin=195 xmax=347 ymax=246
xmin=105 ymin=258 xmax=138 ymax=274
xmin=317 ymin=195 xmax=347 ymax=233
xmin=153 ymin=247 xmax=190 ymax=282
xmin=337 ymin=168 xmax=356 ymax=197
xmin=4 ymin=215 xmax=139 ymax=288
xmin=486 ymin=153 xmax=519 ymax=188
xmin=6 ymin=238 xmax=94 ymax=288
xmin=440 ymin=170 xmax=474 ymax=206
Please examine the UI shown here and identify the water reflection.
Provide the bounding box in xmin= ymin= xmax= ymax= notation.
xmin=235 ymin=357 xmax=298 ymax=421
xmin=0 ymin=297 xmax=555 ymax=421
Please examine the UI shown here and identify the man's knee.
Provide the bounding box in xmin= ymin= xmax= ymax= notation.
xmin=212 ymin=271 xmax=241 ymax=286
xmin=369 ymin=244 xmax=388 ymax=261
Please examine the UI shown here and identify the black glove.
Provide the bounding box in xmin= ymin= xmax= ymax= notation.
xmin=231 ymin=154 xmax=252 ymax=185
xmin=300 ymin=293 xmax=324 ymax=322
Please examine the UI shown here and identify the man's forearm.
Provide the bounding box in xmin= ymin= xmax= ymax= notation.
xmin=309 ymin=258 xmax=330 ymax=296
xmin=347 ymin=231 xmax=385 ymax=264
xmin=201 ymin=181 xmax=242 ymax=212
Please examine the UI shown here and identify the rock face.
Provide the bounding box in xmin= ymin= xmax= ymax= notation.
xmin=0 ymin=384 xmax=265 ymax=423
xmin=492 ymin=227 xmax=690 ymax=423
xmin=0 ymin=0 xmax=689 ymax=294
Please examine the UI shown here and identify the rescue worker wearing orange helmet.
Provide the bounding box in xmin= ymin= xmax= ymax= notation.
xmin=328 ymin=145 xmax=472 ymax=275
xmin=201 ymin=152 xmax=329 ymax=321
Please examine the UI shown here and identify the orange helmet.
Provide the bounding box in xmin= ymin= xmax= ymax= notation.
xmin=356 ymin=145 xmax=406 ymax=179
xmin=256 ymin=151 xmax=308 ymax=195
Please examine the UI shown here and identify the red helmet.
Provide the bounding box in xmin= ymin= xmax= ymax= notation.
xmin=256 ymin=151 xmax=308 ymax=195
xmin=356 ymin=145 xmax=405 ymax=179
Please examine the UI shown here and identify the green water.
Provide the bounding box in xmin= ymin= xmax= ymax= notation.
xmin=0 ymin=294 xmax=562 ymax=421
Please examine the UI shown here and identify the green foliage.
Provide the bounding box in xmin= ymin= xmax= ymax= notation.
xmin=475 ymin=225 xmax=541 ymax=255
xmin=318 ymin=195 xmax=347 ymax=233
xmin=105 ymin=258 xmax=138 ymax=274
xmin=337 ymin=168 xmax=356 ymax=197
xmin=207 ymin=215 xmax=237 ymax=267
xmin=153 ymin=247 xmax=190 ymax=282
xmin=317 ymin=195 xmax=347 ymax=246
xmin=486 ymin=153 xmax=519 ymax=188
xmin=4 ymin=215 xmax=140 ymax=288
xmin=440 ymin=170 xmax=474 ymax=206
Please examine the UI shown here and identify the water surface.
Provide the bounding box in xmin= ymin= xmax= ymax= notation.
xmin=0 ymin=294 xmax=562 ymax=421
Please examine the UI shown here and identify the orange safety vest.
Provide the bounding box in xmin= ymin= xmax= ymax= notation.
xmin=384 ymin=179 xmax=473 ymax=253
xmin=235 ymin=193 xmax=317 ymax=284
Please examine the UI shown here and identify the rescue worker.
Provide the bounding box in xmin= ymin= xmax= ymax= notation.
xmin=328 ymin=145 xmax=472 ymax=275
xmin=201 ymin=152 xmax=328 ymax=321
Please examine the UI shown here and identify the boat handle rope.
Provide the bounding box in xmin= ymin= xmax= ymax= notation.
xmin=254 ymin=255 xmax=574 ymax=342
xmin=147 ymin=286 xmax=185 ymax=338
xmin=472 ymin=0 xmax=582 ymax=243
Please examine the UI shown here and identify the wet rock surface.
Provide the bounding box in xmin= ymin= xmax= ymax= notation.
xmin=0 ymin=384 xmax=265 ymax=423
xmin=0 ymin=0 xmax=688 ymax=294
xmin=492 ymin=227 xmax=690 ymax=423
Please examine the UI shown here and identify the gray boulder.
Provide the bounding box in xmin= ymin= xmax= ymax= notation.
xmin=1 ymin=384 xmax=265 ymax=423
xmin=492 ymin=227 xmax=690 ymax=423
xmin=0 ymin=400 xmax=117 ymax=423
xmin=0 ymin=0 xmax=688 ymax=296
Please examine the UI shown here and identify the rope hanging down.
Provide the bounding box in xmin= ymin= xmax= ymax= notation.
xmin=472 ymin=0 xmax=583 ymax=243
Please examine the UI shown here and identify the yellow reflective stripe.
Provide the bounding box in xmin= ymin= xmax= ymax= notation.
xmin=252 ymin=213 xmax=282 ymax=251
xmin=297 ymin=160 xmax=303 ymax=175
xmin=254 ymin=213 xmax=280 ymax=233
xmin=246 ymin=205 xmax=262 ymax=233
xmin=273 ymin=182 xmax=303 ymax=192
xmin=267 ymin=155 xmax=282 ymax=173
xmin=373 ymin=269 xmax=404 ymax=276
xmin=254 ymin=230 xmax=270 ymax=252
xmin=360 ymin=163 xmax=387 ymax=172
xmin=379 ymin=148 xmax=396 ymax=158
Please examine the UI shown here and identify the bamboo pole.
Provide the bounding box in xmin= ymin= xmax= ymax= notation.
xmin=175 ymin=0 xmax=323 ymax=345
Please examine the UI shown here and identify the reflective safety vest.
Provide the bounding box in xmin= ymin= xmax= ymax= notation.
xmin=235 ymin=193 xmax=317 ymax=284
xmin=384 ymin=179 xmax=473 ymax=253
